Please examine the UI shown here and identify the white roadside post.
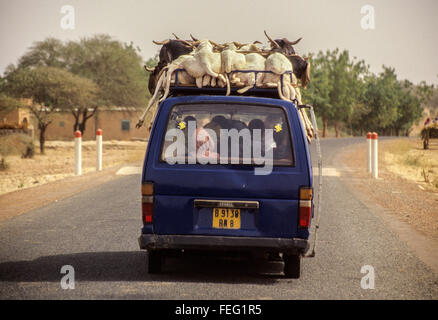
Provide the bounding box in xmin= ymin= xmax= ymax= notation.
xmin=96 ymin=129 xmax=102 ymax=171
xmin=366 ymin=132 xmax=372 ymax=173
xmin=74 ymin=130 xmax=82 ymax=176
xmin=371 ymin=132 xmax=378 ymax=179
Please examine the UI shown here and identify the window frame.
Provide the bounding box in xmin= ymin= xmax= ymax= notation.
xmin=158 ymin=101 xmax=296 ymax=168
xmin=121 ymin=119 xmax=131 ymax=131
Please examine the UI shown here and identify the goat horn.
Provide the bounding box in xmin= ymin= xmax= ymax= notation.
xmin=250 ymin=44 xmax=262 ymax=52
xmin=209 ymin=40 xmax=222 ymax=47
xmin=190 ymin=34 xmax=199 ymax=41
xmin=174 ymin=39 xmax=195 ymax=47
xmin=233 ymin=41 xmax=244 ymax=48
xmin=264 ymin=30 xmax=280 ymax=49
xmin=265 ymin=30 xmax=281 ymax=49
xmin=153 ymin=39 xmax=170 ymax=45
xmin=283 ymin=37 xmax=302 ymax=45
xmin=172 ymin=33 xmax=181 ymax=40
xmin=144 ymin=65 xmax=155 ymax=72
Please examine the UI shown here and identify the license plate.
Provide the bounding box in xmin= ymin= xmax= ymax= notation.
xmin=212 ymin=208 xmax=241 ymax=229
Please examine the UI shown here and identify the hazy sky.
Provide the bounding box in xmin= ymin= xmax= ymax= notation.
xmin=1 ymin=0 xmax=437 ymax=84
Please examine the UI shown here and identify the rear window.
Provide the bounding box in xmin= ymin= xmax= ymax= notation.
xmin=160 ymin=103 xmax=294 ymax=166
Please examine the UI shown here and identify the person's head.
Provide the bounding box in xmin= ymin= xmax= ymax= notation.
xmin=183 ymin=116 xmax=197 ymax=126
xmin=231 ymin=119 xmax=247 ymax=131
xmin=211 ymin=115 xmax=229 ymax=129
xmin=248 ymin=119 xmax=265 ymax=131
xmin=181 ymin=116 xmax=197 ymax=143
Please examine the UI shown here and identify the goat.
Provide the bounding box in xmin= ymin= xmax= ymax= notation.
xmin=263 ymin=52 xmax=296 ymax=101
xmin=145 ymin=39 xmax=194 ymax=94
xmin=288 ymin=54 xmax=311 ymax=88
xmin=264 ymin=30 xmax=302 ymax=55
xmin=232 ymin=53 xmax=266 ymax=94
xmin=293 ymin=85 xmax=314 ymax=140
xmin=235 ymin=34 xmax=310 ymax=89
xmin=235 ymin=41 xmax=263 ymax=52
xmin=184 ymin=39 xmax=229 ymax=90
xmin=136 ymin=40 xmax=230 ymax=129
xmin=263 ymin=31 xmax=310 ymax=87
xmin=219 ymin=43 xmax=246 ymax=74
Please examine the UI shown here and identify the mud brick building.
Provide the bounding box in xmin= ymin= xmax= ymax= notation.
xmin=1 ymin=103 xmax=149 ymax=141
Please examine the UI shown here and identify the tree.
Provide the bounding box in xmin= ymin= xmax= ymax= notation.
xmin=14 ymin=35 xmax=148 ymax=135
xmin=393 ymin=84 xmax=422 ymax=136
xmin=64 ymin=35 xmax=148 ymax=107
xmin=359 ymin=68 xmax=399 ymax=134
xmin=302 ymin=52 xmax=332 ymax=137
xmin=302 ymin=49 xmax=367 ymax=137
xmin=0 ymin=93 xmax=26 ymax=117
xmin=4 ymin=66 xmax=98 ymax=153
xmin=0 ymin=74 xmax=27 ymax=127
xmin=18 ymin=38 xmax=66 ymax=69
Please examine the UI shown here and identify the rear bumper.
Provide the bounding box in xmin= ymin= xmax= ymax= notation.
xmin=139 ymin=234 xmax=309 ymax=254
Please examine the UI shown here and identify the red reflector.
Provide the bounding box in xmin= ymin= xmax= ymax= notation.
xmin=142 ymin=202 xmax=153 ymax=224
xmin=299 ymin=200 xmax=311 ymax=228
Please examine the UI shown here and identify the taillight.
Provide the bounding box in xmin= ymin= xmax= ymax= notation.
xmin=142 ymin=182 xmax=154 ymax=224
xmin=299 ymin=187 xmax=312 ymax=228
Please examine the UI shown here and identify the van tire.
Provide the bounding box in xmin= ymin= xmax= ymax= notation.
xmin=283 ymin=254 xmax=301 ymax=279
xmin=147 ymin=250 xmax=162 ymax=274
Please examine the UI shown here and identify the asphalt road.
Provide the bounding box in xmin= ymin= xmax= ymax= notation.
xmin=0 ymin=138 xmax=437 ymax=299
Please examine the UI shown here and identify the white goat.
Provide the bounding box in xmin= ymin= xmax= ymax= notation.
xmin=263 ymin=52 xmax=296 ymax=101
xmin=238 ymin=42 xmax=263 ymax=52
xmin=220 ymin=43 xmax=246 ymax=74
xmin=136 ymin=40 xmax=230 ymax=128
xmin=231 ymin=53 xmax=266 ymax=94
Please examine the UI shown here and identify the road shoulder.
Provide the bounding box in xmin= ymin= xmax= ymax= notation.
xmin=337 ymin=140 xmax=438 ymax=275
xmin=0 ymin=163 xmax=140 ymax=223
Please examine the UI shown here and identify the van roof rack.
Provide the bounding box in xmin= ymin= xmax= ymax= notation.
xmin=169 ymin=69 xmax=295 ymax=100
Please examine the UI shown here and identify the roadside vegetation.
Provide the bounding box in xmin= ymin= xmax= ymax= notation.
xmin=0 ymin=35 xmax=149 ymax=153
xmin=302 ymin=49 xmax=437 ymax=138
xmin=0 ymin=140 xmax=146 ymax=195
xmin=0 ymin=133 xmax=35 ymax=171
xmin=382 ymin=139 xmax=438 ymax=191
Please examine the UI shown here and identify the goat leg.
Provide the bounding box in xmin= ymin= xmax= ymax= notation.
xmin=195 ymin=77 xmax=203 ymax=88
xmin=286 ymin=81 xmax=296 ymax=101
xmin=203 ymin=75 xmax=211 ymax=87
xmin=277 ymin=80 xmax=289 ymax=101
xmin=203 ymin=63 xmax=219 ymax=78
xmin=136 ymin=68 xmax=167 ymax=128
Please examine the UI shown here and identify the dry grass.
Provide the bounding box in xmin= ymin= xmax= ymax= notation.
xmin=382 ymin=139 xmax=438 ymax=190
xmin=341 ymin=139 xmax=438 ymax=239
xmin=0 ymin=140 xmax=147 ymax=195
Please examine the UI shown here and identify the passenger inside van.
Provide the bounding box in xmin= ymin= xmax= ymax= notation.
xmin=183 ymin=115 xmax=216 ymax=159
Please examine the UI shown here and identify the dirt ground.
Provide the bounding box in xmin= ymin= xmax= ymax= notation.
xmin=0 ymin=140 xmax=148 ymax=195
xmin=340 ymin=138 xmax=438 ymax=240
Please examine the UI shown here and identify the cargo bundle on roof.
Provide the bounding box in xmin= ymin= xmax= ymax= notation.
xmin=138 ymin=31 xmax=314 ymax=141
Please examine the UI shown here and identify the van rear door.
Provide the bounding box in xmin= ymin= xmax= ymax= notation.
xmin=143 ymin=96 xmax=312 ymax=240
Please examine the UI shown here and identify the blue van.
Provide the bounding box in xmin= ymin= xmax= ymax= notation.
xmin=138 ymin=92 xmax=315 ymax=278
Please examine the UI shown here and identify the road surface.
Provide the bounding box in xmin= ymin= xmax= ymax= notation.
xmin=0 ymin=138 xmax=437 ymax=299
